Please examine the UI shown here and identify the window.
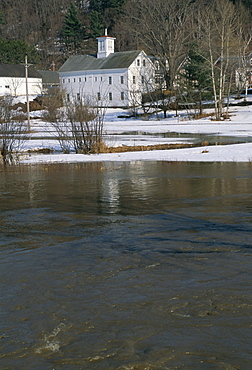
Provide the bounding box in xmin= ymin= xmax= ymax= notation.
xmin=97 ymin=92 xmax=101 ymax=100
xmin=5 ymin=85 xmax=9 ymax=89
xmin=137 ymin=59 xmax=140 ymax=66
xmin=133 ymin=76 xmax=136 ymax=84
xmin=94 ymin=76 xmax=97 ymax=82
xmin=85 ymin=77 xmax=87 ymax=82
xmin=77 ymin=93 xmax=80 ymax=101
xmin=120 ymin=76 xmax=124 ymax=84
xmin=79 ymin=78 xmax=81 ymax=82
xmin=67 ymin=94 xmax=70 ymax=102
xmin=73 ymin=78 xmax=76 ymax=83
xmin=109 ymin=92 xmax=112 ymax=101
xmin=143 ymin=59 xmax=146 ymax=67
xmin=141 ymin=76 xmax=145 ymax=84
xmin=63 ymin=79 xmax=65 ymax=83
xmin=121 ymin=91 xmax=124 ymax=101
xmin=101 ymin=77 xmax=103 ymax=81
xmin=68 ymin=78 xmax=70 ymax=83
xmin=109 ymin=76 xmax=112 ymax=84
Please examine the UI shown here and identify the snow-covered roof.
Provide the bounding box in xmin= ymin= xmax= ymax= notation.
xmin=58 ymin=50 xmax=143 ymax=72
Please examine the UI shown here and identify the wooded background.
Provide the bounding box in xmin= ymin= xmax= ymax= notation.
xmin=0 ymin=0 xmax=251 ymax=70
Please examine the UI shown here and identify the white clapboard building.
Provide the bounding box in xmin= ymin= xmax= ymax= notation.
xmin=0 ymin=64 xmax=42 ymax=97
xmin=58 ymin=30 xmax=156 ymax=107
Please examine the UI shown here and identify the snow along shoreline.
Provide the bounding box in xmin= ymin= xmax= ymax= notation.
xmin=18 ymin=97 xmax=252 ymax=164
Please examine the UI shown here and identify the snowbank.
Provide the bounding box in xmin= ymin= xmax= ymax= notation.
xmin=19 ymin=98 xmax=252 ymax=164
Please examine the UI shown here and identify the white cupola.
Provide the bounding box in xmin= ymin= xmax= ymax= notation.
xmin=96 ymin=29 xmax=116 ymax=59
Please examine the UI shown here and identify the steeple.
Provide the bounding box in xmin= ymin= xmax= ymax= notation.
xmin=96 ymin=29 xmax=116 ymax=59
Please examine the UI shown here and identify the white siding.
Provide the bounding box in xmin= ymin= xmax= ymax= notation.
xmin=127 ymin=51 xmax=155 ymax=106
xmin=59 ymin=51 xmax=156 ymax=107
xmin=0 ymin=77 xmax=42 ymax=96
xmin=60 ymin=69 xmax=130 ymax=107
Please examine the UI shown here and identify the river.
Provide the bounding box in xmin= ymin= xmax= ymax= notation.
xmin=1 ymin=161 xmax=252 ymax=369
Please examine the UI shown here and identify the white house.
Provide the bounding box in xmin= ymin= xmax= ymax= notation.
xmin=58 ymin=30 xmax=156 ymax=107
xmin=235 ymin=54 xmax=252 ymax=92
xmin=0 ymin=64 xmax=42 ymax=97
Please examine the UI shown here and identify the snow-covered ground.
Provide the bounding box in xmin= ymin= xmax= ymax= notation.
xmin=19 ymin=96 xmax=252 ymax=164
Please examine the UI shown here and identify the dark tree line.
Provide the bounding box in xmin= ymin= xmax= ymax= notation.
xmin=0 ymin=0 xmax=250 ymax=80
xmin=0 ymin=0 xmax=126 ymax=68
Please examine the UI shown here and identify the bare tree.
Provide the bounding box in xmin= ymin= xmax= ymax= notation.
xmin=122 ymin=0 xmax=196 ymax=90
xmin=235 ymin=4 xmax=252 ymax=100
xmin=44 ymin=94 xmax=107 ymax=154
xmin=42 ymin=87 xmax=72 ymax=153
xmin=67 ymin=101 xmax=106 ymax=154
xmin=0 ymin=96 xmax=28 ymax=165
xmin=9 ymin=78 xmax=23 ymax=97
xmin=197 ymin=0 xmax=242 ymax=119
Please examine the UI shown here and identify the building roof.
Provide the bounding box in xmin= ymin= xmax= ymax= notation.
xmin=38 ymin=70 xmax=59 ymax=84
xmin=0 ymin=64 xmax=42 ymax=78
xmin=59 ymin=50 xmax=143 ymax=72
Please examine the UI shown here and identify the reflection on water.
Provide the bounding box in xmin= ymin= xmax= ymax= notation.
xmin=1 ymin=161 xmax=252 ymax=369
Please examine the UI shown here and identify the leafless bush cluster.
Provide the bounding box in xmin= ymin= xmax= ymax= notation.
xmin=0 ymin=96 xmax=28 ymax=165
xmin=66 ymin=102 xmax=105 ymax=154
xmin=44 ymin=98 xmax=106 ymax=154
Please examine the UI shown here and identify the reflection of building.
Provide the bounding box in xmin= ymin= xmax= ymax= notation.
xmin=58 ymin=30 xmax=156 ymax=107
xmin=101 ymin=177 xmax=120 ymax=214
xmin=0 ymin=64 xmax=42 ymax=96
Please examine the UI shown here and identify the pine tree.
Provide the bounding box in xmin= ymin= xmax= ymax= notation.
xmin=88 ymin=10 xmax=104 ymax=38
xmin=184 ymin=44 xmax=212 ymax=114
xmin=61 ymin=3 xmax=84 ymax=53
xmin=108 ymin=0 xmax=126 ymax=9
xmin=88 ymin=0 xmax=126 ymax=37
xmin=89 ymin=0 xmax=103 ymax=12
xmin=0 ymin=38 xmax=39 ymax=64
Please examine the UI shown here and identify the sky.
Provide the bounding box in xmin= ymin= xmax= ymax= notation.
xmin=19 ymin=96 xmax=252 ymax=164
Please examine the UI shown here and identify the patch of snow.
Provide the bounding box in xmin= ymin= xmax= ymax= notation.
xmin=13 ymin=96 xmax=252 ymax=164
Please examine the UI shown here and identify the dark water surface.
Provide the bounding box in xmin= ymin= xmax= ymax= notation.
xmin=1 ymin=161 xmax=252 ymax=369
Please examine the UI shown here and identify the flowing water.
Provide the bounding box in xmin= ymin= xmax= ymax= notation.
xmin=1 ymin=161 xmax=252 ymax=369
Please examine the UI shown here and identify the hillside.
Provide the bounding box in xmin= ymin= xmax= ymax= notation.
xmin=0 ymin=0 xmax=251 ymax=69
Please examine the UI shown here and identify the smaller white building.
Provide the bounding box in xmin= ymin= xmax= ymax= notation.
xmin=235 ymin=55 xmax=252 ymax=91
xmin=58 ymin=31 xmax=156 ymax=107
xmin=0 ymin=64 xmax=42 ymax=97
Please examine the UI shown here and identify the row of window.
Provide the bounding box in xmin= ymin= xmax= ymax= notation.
xmin=62 ymin=76 xmax=125 ymax=84
xmin=98 ymin=92 xmax=125 ymax=101
xmin=70 ymin=91 xmax=126 ymax=102
xmin=63 ymin=77 xmax=87 ymax=84
xmin=62 ymin=75 xmax=145 ymax=85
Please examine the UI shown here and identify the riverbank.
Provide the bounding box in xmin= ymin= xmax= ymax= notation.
xmin=12 ymin=96 xmax=252 ymax=164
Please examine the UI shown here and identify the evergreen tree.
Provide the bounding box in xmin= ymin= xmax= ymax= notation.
xmin=0 ymin=38 xmax=39 ymax=64
xmin=88 ymin=10 xmax=104 ymax=37
xmin=89 ymin=0 xmax=103 ymax=12
xmin=184 ymin=44 xmax=211 ymax=114
xmin=231 ymin=0 xmax=252 ymax=13
xmin=89 ymin=0 xmax=126 ymax=12
xmin=61 ymin=3 xmax=84 ymax=52
xmin=108 ymin=0 xmax=126 ymax=9
xmin=88 ymin=0 xmax=126 ymax=37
